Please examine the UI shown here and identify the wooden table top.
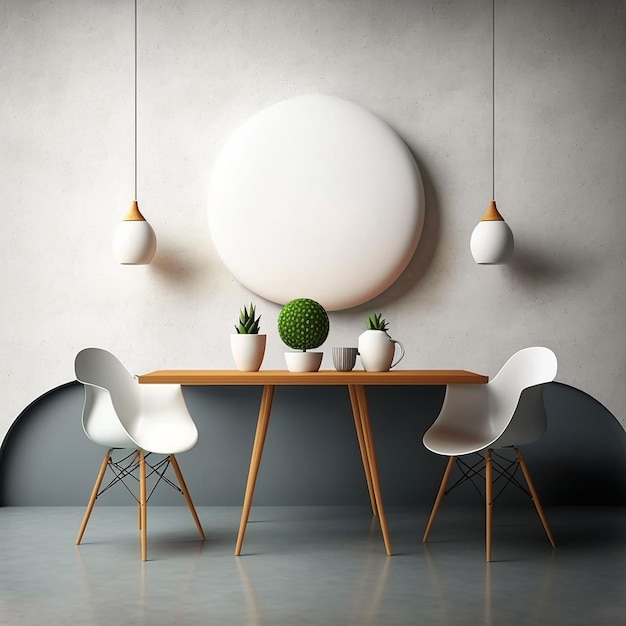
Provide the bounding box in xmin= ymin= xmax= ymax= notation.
xmin=136 ymin=369 xmax=489 ymax=386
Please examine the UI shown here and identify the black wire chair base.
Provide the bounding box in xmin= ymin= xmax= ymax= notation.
xmin=97 ymin=449 xmax=183 ymax=505
xmin=446 ymin=448 xmax=531 ymax=504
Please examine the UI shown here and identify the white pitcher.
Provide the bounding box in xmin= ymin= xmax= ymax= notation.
xmin=357 ymin=330 xmax=405 ymax=372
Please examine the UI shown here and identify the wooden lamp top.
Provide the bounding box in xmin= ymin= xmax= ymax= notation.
xmin=480 ymin=200 xmax=505 ymax=222
xmin=123 ymin=200 xmax=147 ymax=222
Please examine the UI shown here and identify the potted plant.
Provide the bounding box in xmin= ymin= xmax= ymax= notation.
xmin=278 ymin=298 xmax=329 ymax=372
xmin=357 ymin=312 xmax=405 ymax=372
xmin=230 ymin=303 xmax=266 ymax=371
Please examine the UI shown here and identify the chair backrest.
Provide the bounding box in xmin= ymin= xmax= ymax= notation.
xmin=423 ymin=347 xmax=557 ymax=455
xmin=75 ymin=347 xmax=199 ymax=454
xmin=75 ymin=348 xmax=140 ymax=448
xmin=489 ymin=347 xmax=557 ymax=447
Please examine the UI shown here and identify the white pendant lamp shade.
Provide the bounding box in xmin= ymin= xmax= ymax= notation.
xmin=471 ymin=0 xmax=514 ymax=266
xmin=113 ymin=200 xmax=157 ymax=265
xmin=470 ymin=200 xmax=514 ymax=265
xmin=114 ymin=0 xmax=157 ymax=265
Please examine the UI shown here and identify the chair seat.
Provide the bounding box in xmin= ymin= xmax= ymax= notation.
xmin=132 ymin=419 xmax=197 ymax=455
xmin=423 ymin=426 xmax=495 ymax=457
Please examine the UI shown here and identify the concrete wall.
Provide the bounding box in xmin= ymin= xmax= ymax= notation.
xmin=1 ymin=0 xmax=625 ymax=497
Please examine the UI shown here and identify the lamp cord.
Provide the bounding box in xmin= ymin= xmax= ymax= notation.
xmin=134 ymin=0 xmax=138 ymax=201
xmin=492 ymin=0 xmax=495 ymax=201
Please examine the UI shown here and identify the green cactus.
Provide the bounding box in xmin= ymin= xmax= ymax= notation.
xmin=366 ymin=312 xmax=389 ymax=333
xmin=235 ymin=303 xmax=261 ymax=334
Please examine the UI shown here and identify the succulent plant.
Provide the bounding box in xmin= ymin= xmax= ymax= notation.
xmin=235 ymin=303 xmax=261 ymax=334
xmin=278 ymin=298 xmax=329 ymax=351
xmin=366 ymin=312 xmax=389 ymax=333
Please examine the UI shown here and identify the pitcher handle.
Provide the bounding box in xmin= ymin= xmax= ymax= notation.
xmin=390 ymin=339 xmax=405 ymax=369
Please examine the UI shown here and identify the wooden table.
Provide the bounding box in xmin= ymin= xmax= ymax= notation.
xmin=137 ymin=369 xmax=488 ymax=556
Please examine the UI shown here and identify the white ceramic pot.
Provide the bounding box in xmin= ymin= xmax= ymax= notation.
xmin=230 ymin=334 xmax=267 ymax=371
xmin=357 ymin=330 xmax=405 ymax=372
xmin=284 ymin=351 xmax=323 ymax=372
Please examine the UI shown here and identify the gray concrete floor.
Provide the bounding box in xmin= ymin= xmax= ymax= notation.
xmin=1 ymin=505 xmax=624 ymax=625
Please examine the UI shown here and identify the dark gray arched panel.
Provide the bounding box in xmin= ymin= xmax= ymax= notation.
xmin=527 ymin=383 xmax=626 ymax=504
xmin=0 ymin=381 xmax=624 ymax=506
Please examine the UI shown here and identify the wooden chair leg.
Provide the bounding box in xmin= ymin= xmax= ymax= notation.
xmin=76 ymin=449 xmax=111 ymax=545
xmin=485 ymin=448 xmax=493 ymax=562
xmin=139 ymin=450 xmax=148 ymax=561
xmin=423 ymin=456 xmax=456 ymax=542
xmin=516 ymin=448 xmax=556 ymax=548
xmin=133 ymin=451 xmax=141 ymax=530
xmin=170 ymin=454 xmax=205 ymax=541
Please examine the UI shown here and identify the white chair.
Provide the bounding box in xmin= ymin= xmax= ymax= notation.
xmin=74 ymin=348 xmax=204 ymax=561
xmin=422 ymin=347 xmax=558 ymax=561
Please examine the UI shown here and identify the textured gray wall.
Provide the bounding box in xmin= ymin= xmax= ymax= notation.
xmin=1 ymin=381 xmax=624 ymax=506
xmin=1 ymin=0 xmax=626 ymax=456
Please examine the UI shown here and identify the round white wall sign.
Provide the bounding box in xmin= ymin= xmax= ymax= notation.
xmin=208 ymin=94 xmax=425 ymax=311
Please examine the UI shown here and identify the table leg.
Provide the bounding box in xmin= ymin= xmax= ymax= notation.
xmin=354 ymin=385 xmax=393 ymax=556
xmin=348 ymin=385 xmax=377 ymax=516
xmin=235 ymin=384 xmax=275 ymax=556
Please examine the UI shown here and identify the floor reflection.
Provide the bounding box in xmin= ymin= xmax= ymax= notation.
xmin=2 ymin=506 xmax=624 ymax=626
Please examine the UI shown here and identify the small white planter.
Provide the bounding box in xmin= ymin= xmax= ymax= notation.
xmin=284 ymin=351 xmax=323 ymax=372
xmin=357 ymin=330 xmax=405 ymax=372
xmin=231 ymin=334 xmax=267 ymax=371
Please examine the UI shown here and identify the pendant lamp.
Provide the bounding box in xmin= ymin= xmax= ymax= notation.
xmin=470 ymin=0 xmax=513 ymax=265
xmin=113 ymin=0 xmax=157 ymax=265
